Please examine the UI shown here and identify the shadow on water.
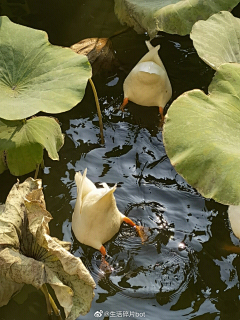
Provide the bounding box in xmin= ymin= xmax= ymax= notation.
xmin=1 ymin=1 xmax=240 ymax=320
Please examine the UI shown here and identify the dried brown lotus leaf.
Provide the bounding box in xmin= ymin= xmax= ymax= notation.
xmin=0 ymin=177 xmax=95 ymax=318
xmin=0 ymin=275 xmax=23 ymax=307
xmin=71 ymin=38 xmax=118 ymax=75
xmin=71 ymin=38 xmax=106 ymax=57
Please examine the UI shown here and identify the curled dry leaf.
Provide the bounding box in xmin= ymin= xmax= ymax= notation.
xmin=71 ymin=37 xmax=118 ymax=75
xmin=0 ymin=178 xmax=95 ymax=319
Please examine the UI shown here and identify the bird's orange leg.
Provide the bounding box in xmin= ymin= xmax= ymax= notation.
xmin=123 ymin=217 xmax=149 ymax=242
xmin=99 ymin=245 xmax=113 ymax=273
xmin=120 ymin=97 xmax=129 ymax=111
xmin=100 ymin=245 xmax=107 ymax=256
xmin=159 ymin=106 xmax=164 ymax=121
xmin=223 ymin=244 xmax=240 ymax=254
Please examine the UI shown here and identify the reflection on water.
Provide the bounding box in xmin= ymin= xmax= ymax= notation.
xmin=1 ymin=2 xmax=240 ymax=319
xmin=63 ymin=107 xmax=213 ymax=319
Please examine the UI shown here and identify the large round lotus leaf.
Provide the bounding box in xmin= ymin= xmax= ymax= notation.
xmin=163 ymin=63 xmax=240 ymax=206
xmin=114 ymin=0 xmax=239 ymax=37
xmin=191 ymin=11 xmax=240 ymax=70
xmin=0 ymin=116 xmax=64 ymax=176
xmin=0 ymin=16 xmax=92 ymax=120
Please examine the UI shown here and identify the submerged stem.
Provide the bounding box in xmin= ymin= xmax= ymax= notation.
xmin=109 ymin=27 xmax=131 ymax=40
xmin=89 ymin=78 xmax=104 ymax=144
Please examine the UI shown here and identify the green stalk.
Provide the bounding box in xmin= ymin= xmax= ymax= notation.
xmin=34 ymin=164 xmax=40 ymax=179
xmin=34 ymin=159 xmax=44 ymax=179
xmin=89 ymin=78 xmax=104 ymax=144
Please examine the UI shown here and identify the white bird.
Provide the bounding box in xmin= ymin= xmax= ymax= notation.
xmin=220 ymin=205 xmax=240 ymax=254
xmin=228 ymin=205 xmax=240 ymax=239
xmin=121 ymin=41 xmax=172 ymax=120
xmin=72 ymin=169 xmax=146 ymax=268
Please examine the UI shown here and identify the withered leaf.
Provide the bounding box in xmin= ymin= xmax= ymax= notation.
xmin=71 ymin=38 xmax=118 ymax=75
xmin=0 ymin=178 xmax=95 ymax=320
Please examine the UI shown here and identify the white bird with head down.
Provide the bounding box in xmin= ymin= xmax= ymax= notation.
xmin=220 ymin=205 xmax=240 ymax=254
xmin=72 ymin=169 xmax=146 ymax=267
xmin=228 ymin=205 xmax=240 ymax=239
xmin=121 ymin=41 xmax=172 ymax=120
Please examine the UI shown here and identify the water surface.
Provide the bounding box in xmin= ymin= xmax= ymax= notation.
xmin=1 ymin=1 xmax=240 ymax=320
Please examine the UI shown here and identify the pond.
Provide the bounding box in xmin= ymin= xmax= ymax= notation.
xmin=1 ymin=1 xmax=240 ymax=319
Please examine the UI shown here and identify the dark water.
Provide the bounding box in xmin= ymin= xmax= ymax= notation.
xmin=1 ymin=1 xmax=240 ymax=320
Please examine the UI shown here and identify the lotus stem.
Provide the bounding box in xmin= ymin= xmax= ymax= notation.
xmin=109 ymin=27 xmax=131 ymax=40
xmin=40 ymin=284 xmax=63 ymax=319
xmin=34 ymin=164 xmax=40 ymax=179
xmin=48 ymin=292 xmax=63 ymax=319
xmin=34 ymin=160 xmax=44 ymax=179
xmin=89 ymin=78 xmax=104 ymax=144
xmin=40 ymin=284 xmax=53 ymax=317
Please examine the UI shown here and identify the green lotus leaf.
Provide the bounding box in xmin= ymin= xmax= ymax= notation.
xmin=0 ymin=16 xmax=92 ymax=120
xmin=191 ymin=11 xmax=240 ymax=70
xmin=0 ymin=116 xmax=64 ymax=176
xmin=163 ymin=63 xmax=240 ymax=206
xmin=114 ymin=0 xmax=239 ymax=37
